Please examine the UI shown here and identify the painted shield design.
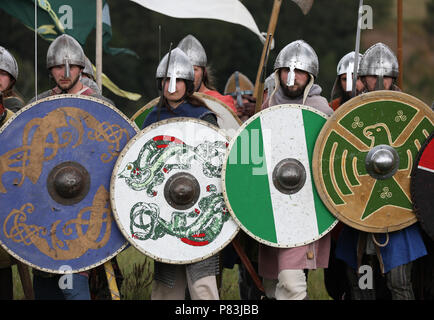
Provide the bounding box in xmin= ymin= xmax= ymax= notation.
xmin=313 ymin=91 xmax=434 ymax=233
xmin=411 ymin=132 xmax=434 ymax=240
xmin=223 ymin=104 xmax=337 ymax=248
xmin=111 ymin=118 xmax=239 ymax=264
xmin=0 ymin=95 xmax=138 ymax=273
xmin=131 ymin=92 xmax=242 ymax=138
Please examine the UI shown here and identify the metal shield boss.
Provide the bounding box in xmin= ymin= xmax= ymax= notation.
xmin=111 ymin=118 xmax=239 ymax=264
xmin=411 ymin=132 xmax=434 ymax=240
xmin=131 ymin=92 xmax=242 ymax=138
xmin=313 ymin=91 xmax=434 ymax=233
xmin=223 ymin=104 xmax=337 ymax=248
xmin=0 ymin=95 xmax=139 ymax=273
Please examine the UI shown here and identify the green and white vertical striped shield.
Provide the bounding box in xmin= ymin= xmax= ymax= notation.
xmin=222 ymin=104 xmax=337 ymax=248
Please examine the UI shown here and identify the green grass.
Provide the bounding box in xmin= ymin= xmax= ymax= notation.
xmin=10 ymin=246 xmax=332 ymax=300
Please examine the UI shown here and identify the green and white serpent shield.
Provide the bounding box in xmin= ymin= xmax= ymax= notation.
xmin=111 ymin=118 xmax=238 ymax=264
xmin=313 ymin=91 xmax=434 ymax=233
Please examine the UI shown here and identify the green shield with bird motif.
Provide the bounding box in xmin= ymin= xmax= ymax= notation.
xmin=313 ymin=91 xmax=434 ymax=233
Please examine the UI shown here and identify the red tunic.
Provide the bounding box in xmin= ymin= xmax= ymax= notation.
xmin=203 ymin=90 xmax=236 ymax=113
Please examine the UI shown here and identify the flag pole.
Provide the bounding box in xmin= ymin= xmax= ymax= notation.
xmin=253 ymin=0 xmax=282 ymax=100
xmin=96 ymin=0 xmax=103 ymax=91
xmin=397 ymin=0 xmax=403 ymax=89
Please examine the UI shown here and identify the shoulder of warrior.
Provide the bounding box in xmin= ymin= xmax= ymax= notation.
xmin=27 ymin=89 xmax=53 ymax=105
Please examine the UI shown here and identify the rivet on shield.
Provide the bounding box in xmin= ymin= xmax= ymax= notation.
xmin=47 ymin=161 xmax=91 ymax=205
xmin=272 ymin=158 xmax=306 ymax=195
xmin=365 ymin=145 xmax=400 ymax=180
xmin=164 ymin=172 xmax=200 ymax=210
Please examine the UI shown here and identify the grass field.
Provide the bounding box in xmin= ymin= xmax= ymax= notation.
xmin=10 ymin=246 xmax=332 ymax=300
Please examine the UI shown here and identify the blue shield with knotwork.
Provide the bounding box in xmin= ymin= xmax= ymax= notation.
xmin=0 ymin=95 xmax=138 ymax=273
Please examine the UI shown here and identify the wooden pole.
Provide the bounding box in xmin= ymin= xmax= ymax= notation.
xmin=96 ymin=0 xmax=103 ymax=91
xmin=397 ymin=0 xmax=403 ymax=89
xmin=231 ymin=235 xmax=264 ymax=293
xmin=16 ymin=261 xmax=34 ymax=300
xmin=103 ymin=261 xmax=121 ymax=300
xmin=253 ymin=0 xmax=282 ymax=99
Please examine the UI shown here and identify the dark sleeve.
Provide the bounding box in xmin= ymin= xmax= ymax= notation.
xmin=200 ymin=112 xmax=219 ymax=128
xmin=3 ymin=97 xmax=24 ymax=113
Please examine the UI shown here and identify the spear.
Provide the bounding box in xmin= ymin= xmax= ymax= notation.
xmin=252 ymin=0 xmax=314 ymax=100
xmin=351 ymin=0 xmax=363 ymax=97
xmin=157 ymin=43 xmax=173 ymax=121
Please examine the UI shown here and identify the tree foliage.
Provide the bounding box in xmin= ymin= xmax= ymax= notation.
xmin=0 ymin=0 xmax=403 ymax=117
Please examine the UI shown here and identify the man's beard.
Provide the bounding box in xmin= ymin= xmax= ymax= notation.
xmin=280 ymin=78 xmax=307 ymax=99
xmin=56 ymin=74 xmax=80 ymax=93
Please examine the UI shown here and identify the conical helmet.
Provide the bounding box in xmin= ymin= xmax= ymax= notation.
xmin=224 ymin=71 xmax=254 ymax=107
xmin=46 ymin=34 xmax=85 ymax=78
xmin=83 ymin=56 xmax=96 ymax=81
xmin=0 ymin=46 xmax=18 ymax=81
xmin=336 ymin=51 xmax=363 ymax=92
xmin=156 ymin=48 xmax=194 ymax=93
xmin=177 ymin=34 xmax=207 ymax=67
xmin=264 ymin=73 xmax=276 ymax=95
xmin=274 ymin=40 xmax=319 ymax=86
xmin=358 ymin=42 xmax=399 ymax=78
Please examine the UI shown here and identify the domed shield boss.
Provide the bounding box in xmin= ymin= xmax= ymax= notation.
xmin=131 ymin=92 xmax=242 ymax=138
xmin=411 ymin=132 xmax=434 ymax=240
xmin=0 ymin=95 xmax=138 ymax=273
xmin=110 ymin=118 xmax=239 ymax=264
xmin=313 ymin=91 xmax=434 ymax=233
xmin=223 ymin=104 xmax=337 ymax=248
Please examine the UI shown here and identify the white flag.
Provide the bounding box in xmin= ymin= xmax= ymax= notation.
xmin=130 ymin=0 xmax=265 ymax=42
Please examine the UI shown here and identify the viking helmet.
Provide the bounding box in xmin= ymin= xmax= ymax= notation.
xmin=274 ymin=40 xmax=319 ymax=87
xmin=358 ymin=42 xmax=399 ymax=88
xmin=336 ymin=51 xmax=363 ymax=92
xmin=264 ymin=73 xmax=276 ymax=96
xmin=156 ymin=48 xmax=194 ymax=93
xmin=177 ymin=34 xmax=207 ymax=67
xmin=83 ymin=56 xmax=96 ymax=81
xmin=0 ymin=46 xmax=19 ymax=81
xmin=224 ymin=71 xmax=254 ymax=107
xmin=46 ymin=34 xmax=86 ymax=78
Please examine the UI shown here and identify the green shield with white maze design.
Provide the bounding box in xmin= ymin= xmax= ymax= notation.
xmin=222 ymin=104 xmax=337 ymax=248
xmin=313 ymin=91 xmax=434 ymax=233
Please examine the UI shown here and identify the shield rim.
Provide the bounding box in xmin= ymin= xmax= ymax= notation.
xmin=411 ymin=131 xmax=434 ymax=240
xmin=110 ymin=117 xmax=240 ymax=265
xmin=0 ymin=94 xmax=139 ymax=273
xmin=130 ymin=92 xmax=242 ymax=127
xmin=222 ymin=103 xmax=338 ymax=248
xmin=312 ymin=90 xmax=434 ymax=233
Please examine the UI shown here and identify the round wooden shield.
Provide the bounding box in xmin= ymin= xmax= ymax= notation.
xmin=131 ymin=92 xmax=242 ymax=137
xmin=313 ymin=91 xmax=434 ymax=233
xmin=223 ymin=104 xmax=337 ymax=248
xmin=111 ymin=118 xmax=239 ymax=264
xmin=0 ymin=95 xmax=139 ymax=273
xmin=411 ymin=132 xmax=434 ymax=240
